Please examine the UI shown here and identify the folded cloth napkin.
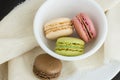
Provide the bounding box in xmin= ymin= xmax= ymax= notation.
xmin=0 ymin=63 xmax=8 ymax=80
xmin=0 ymin=0 xmax=44 ymax=64
xmin=8 ymin=47 xmax=119 ymax=80
xmin=105 ymin=3 xmax=120 ymax=62
xmin=0 ymin=0 xmax=120 ymax=80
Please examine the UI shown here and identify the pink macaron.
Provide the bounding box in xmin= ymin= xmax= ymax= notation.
xmin=72 ymin=13 xmax=96 ymax=42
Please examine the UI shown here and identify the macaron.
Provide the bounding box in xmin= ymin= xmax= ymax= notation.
xmin=72 ymin=13 xmax=96 ymax=42
xmin=33 ymin=54 xmax=62 ymax=79
xmin=44 ymin=18 xmax=73 ymax=40
xmin=55 ymin=37 xmax=85 ymax=56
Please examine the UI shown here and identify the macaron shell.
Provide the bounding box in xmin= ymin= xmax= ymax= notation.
xmin=56 ymin=37 xmax=85 ymax=45
xmin=34 ymin=54 xmax=62 ymax=74
xmin=55 ymin=50 xmax=84 ymax=56
xmin=44 ymin=18 xmax=71 ymax=28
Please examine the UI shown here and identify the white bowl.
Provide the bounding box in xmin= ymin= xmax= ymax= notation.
xmin=34 ymin=0 xmax=107 ymax=61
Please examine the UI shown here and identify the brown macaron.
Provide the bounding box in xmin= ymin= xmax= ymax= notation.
xmin=33 ymin=54 xmax=62 ymax=80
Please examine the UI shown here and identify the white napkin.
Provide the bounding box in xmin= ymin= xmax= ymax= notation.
xmin=0 ymin=63 xmax=8 ymax=80
xmin=0 ymin=0 xmax=44 ymax=64
xmin=105 ymin=3 xmax=120 ymax=62
xmin=95 ymin=0 xmax=120 ymax=11
xmin=8 ymin=47 xmax=104 ymax=80
xmin=0 ymin=0 xmax=120 ymax=80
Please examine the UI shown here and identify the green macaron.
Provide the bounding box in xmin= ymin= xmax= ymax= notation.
xmin=55 ymin=37 xmax=85 ymax=56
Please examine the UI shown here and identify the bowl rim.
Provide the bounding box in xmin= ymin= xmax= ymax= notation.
xmin=34 ymin=0 xmax=108 ymax=61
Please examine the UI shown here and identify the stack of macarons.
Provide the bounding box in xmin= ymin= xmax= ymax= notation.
xmin=44 ymin=13 xmax=97 ymax=56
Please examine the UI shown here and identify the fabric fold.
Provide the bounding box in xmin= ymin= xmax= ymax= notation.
xmin=8 ymin=47 xmax=104 ymax=80
xmin=95 ymin=0 xmax=120 ymax=11
xmin=0 ymin=63 xmax=8 ymax=80
xmin=0 ymin=0 xmax=45 ymax=64
xmin=0 ymin=36 xmax=38 ymax=64
xmin=104 ymin=3 xmax=120 ymax=63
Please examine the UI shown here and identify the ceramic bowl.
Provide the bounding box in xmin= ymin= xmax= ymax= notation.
xmin=34 ymin=0 xmax=107 ymax=61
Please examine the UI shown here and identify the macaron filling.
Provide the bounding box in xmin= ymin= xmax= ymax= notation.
xmin=45 ymin=25 xmax=72 ymax=34
xmin=81 ymin=15 xmax=94 ymax=39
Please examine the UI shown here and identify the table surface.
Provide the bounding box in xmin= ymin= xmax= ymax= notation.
xmin=0 ymin=0 xmax=119 ymax=80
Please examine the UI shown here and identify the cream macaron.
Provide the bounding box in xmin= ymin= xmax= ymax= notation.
xmin=44 ymin=18 xmax=73 ymax=40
